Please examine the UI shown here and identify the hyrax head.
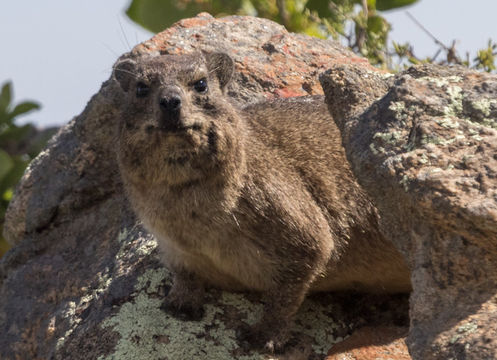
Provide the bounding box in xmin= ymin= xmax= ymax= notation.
xmin=113 ymin=52 xmax=241 ymax=187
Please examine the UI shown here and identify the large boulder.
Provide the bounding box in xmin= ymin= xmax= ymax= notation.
xmin=1 ymin=14 xmax=409 ymax=360
xmin=320 ymin=64 xmax=497 ymax=359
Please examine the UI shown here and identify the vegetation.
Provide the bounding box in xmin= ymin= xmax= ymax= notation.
xmin=0 ymin=82 xmax=55 ymax=257
xmin=126 ymin=0 xmax=497 ymax=72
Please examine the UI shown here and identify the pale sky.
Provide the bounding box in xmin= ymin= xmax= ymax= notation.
xmin=0 ymin=0 xmax=495 ymax=127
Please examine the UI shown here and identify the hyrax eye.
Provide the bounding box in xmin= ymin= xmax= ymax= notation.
xmin=136 ymin=82 xmax=150 ymax=98
xmin=193 ymin=78 xmax=208 ymax=93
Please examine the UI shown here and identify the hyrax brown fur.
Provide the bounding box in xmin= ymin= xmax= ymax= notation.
xmin=113 ymin=52 xmax=411 ymax=352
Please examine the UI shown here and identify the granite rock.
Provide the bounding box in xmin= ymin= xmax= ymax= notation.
xmin=0 ymin=13 xmax=396 ymax=360
xmin=320 ymin=64 xmax=497 ymax=359
xmin=326 ymin=326 xmax=410 ymax=360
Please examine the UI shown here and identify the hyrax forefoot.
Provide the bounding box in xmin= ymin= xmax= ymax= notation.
xmin=160 ymin=269 xmax=205 ymax=321
xmin=113 ymin=51 xmax=411 ymax=352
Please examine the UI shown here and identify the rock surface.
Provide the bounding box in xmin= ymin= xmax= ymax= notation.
xmin=0 ymin=13 xmax=408 ymax=360
xmin=326 ymin=326 xmax=410 ymax=360
xmin=320 ymin=64 xmax=497 ymax=359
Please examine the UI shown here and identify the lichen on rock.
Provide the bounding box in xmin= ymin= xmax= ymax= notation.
xmin=320 ymin=63 xmax=497 ymax=360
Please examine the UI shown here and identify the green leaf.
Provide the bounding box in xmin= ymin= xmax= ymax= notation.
xmin=126 ymin=0 xmax=244 ymax=33
xmin=2 ymin=188 xmax=13 ymax=202
xmin=0 ymin=82 xmax=12 ymax=115
xmin=376 ymin=0 xmax=419 ymax=11
xmin=0 ymin=123 xmax=34 ymax=147
xmin=0 ymin=149 xmax=14 ymax=182
xmin=306 ymin=0 xmax=333 ymax=18
xmin=126 ymin=0 xmax=207 ymax=33
xmin=367 ymin=14 xmax=387 ymax=33
xmin=367 ymin=0 xmax=377 ymax=9
xmin=0 ymin=155 xmax=29 ymax=198
xmin=9 ymin=101 xmax=40 ymax=120
xmin=302 ymin=22 xmax=326 ymax=39
xmin=0 ymin=234 xmax=11 ymax=258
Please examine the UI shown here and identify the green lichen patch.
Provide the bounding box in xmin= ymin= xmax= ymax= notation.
xmin=418 ymin=75 xmax=462 ymax=88
xmin=436 ymin=116 xmax=460 ymax=129
xmin=399 ymin=174 xmax=410 ymax=192
xmin=418 ymin=153 xmax=430 ymax=165
xmin=466 ymin=98 xmax=497 ymax=129
xmin=379 ymin=72 xmax=395 ymax=79
xmin=456 ymin=321 xmax=478 ymax=335
xmin=472 ymin=98 xmax=496 ymax=117
xmin=369 ymin=143 xmax=382 ymax=155
xmin=445 ymin=85 xmax=463 ymax=115
xmin=98 ymin=265 xmax=345 ymax=359
xmin=98 ymin=268 xmax=267 ymax=360
xmin=294 ymin=300 xmax=344 ymax=354
xmin=449 ymin=321 xmax=478 ymax=345
xmin=135 ymin=268 xmax=171 ymax=295
xmin=419 ymin=132 xmax=465 ymax=147
xmin=416 ymin=75 xmax=465 ymax=118
xmin=373 ymin=130 xmax=403 ymax=145
xmin=388 ymin=101 xmax=408 ymax=124
xmin=372 ymin=129 xmax=404 ymax=156
xmin=98 ymin=291 xmax=263 ymax=360
xmin=220 ymin=292 xmax=263 ymax=326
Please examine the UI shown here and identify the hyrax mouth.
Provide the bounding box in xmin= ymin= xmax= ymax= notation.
xmin=165 ymin=145 xmax=203 ymax=166
xmin=167 ymin=154 xmax=192 ymax=165
xmin=145 ymin=123 xmax=202 ymax=135
xmin=146 ymin=124 xmax=205 ymax=167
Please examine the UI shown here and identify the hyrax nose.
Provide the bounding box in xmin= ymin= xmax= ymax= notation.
xmin=159 ymin=95 xmax=182 ymax=115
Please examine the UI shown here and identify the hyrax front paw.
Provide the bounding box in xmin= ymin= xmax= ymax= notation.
xmin=160 ymin=282 xmax=205 ymax=321
xmin=236 ymin=322 xmax=291 ymax=353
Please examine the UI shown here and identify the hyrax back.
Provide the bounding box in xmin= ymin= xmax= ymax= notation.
xmin=113 ymin=52 xmax=410 ymax=351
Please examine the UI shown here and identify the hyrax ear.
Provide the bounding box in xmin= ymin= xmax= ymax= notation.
xmin=112 ymin=59 xmax=137 ymax=92
xmin=204 ymin=52 xmax=234 ymax=91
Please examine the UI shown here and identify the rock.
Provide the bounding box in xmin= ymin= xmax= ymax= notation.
xmin=326 ymin=326 xmax=410 ymax=360
xmin=320 ymin=64 xmax=497 ymax=359
xmin=0 ymin=13 xmax=400 ymax=360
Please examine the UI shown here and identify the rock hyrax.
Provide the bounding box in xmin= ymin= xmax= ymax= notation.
xmin=113 ymin=52 xmax=411 ymax=352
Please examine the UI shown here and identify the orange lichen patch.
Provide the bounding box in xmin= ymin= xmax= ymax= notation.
xmin=177 ymin=13 xmax=214 ymax=28
xmin=132 ymin=12 xmax=373 ymax=103
xmin=347 ymin=56 xmax=371 ymax=65
xmin=326 ymin=326 xmax=411 ymax=360
xmin=275 ymin=87 xmax=307 ymax=98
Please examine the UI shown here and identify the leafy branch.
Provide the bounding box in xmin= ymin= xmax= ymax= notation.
xmin=389 ymin=11 xmax=497 ymax=72
xmin=125 ymin=0 xmax=497 ymax=72
xmin=0 ymin=81 xmax=56 ymax=257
